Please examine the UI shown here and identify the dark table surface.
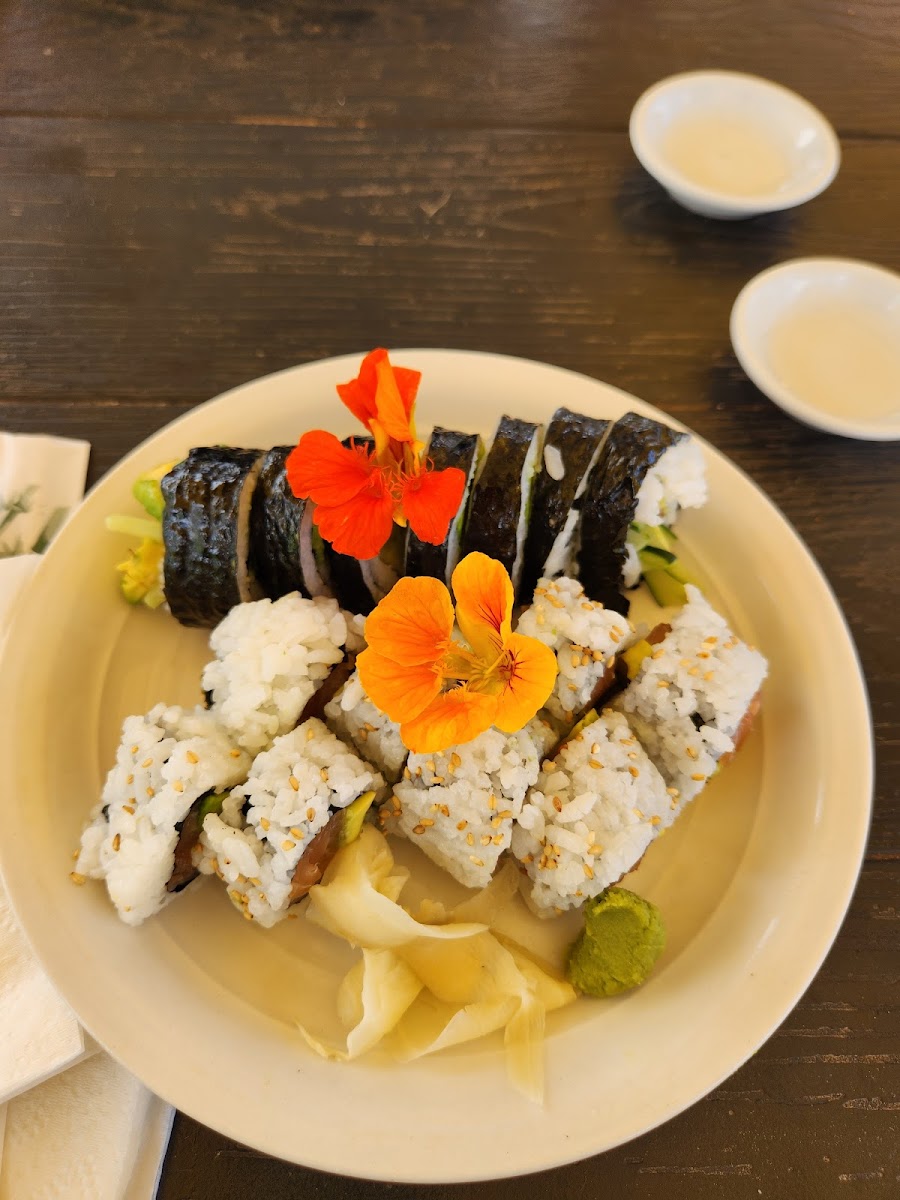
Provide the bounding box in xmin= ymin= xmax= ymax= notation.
xmin=3 ymin=1 xmax=898 ymax=1196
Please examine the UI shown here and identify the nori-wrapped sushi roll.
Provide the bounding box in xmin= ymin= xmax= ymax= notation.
xmin=405 ymin=426 xmax=483 ymax=584
xmin=577 ymin=413 xmax=706 ymax=613
xmin=519 ymin=408 xmax=610 ymax=599
xmin=249 ymin=446 xmax=308 ymax=600
xmin=161 ymin=447 xmax=265 ymax=627
xmin=460 ymin=415 xmax=543 ymax=593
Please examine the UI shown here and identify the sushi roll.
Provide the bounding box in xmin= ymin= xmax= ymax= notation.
xmin=161 ymin=447 xmax=266 ymax=627
xmin=386 ymin=717 xmax=556 ymax=889
xmin=517 ymin=576 xmax=634 ymax=729
xmin=405 ymin=427 xmax=483 ymax=584
xmin=201 ymin=593 xmax=354 ymax=755
xmin=199 ymin=719 xmax=383 ymax=927
xmin=613 ymin=586 xmax=767 ymax=805
xmin=249 ymin=446 xmax=308 ymax=600
xmin=324 ymin=669 xmax=408 ymax=786
xmin=511 ymin=710 xmax=671 ymax=917
xmin=577 ymin=413 xmax=707 ymax=612
xmin=519 ymin=408 xmax=610 ymax=599
xmin=74 ymin=705 xmax=251 ymax=925
xmin=460 ymin=416 xmax=544 ymax=594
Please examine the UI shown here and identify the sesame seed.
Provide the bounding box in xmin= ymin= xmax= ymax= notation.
xmin=125 ymin=774 xmax=134 ymax=785
xmin=492 ymin=834 xmax=504 ymax=845
xmin=469 ymin=856 xmax=485 ymax=867
xmin=260 ymin=817 xmax=271 ymax=830
xmin=426 ymin=761 xmax=435 ymax=773
xmin=667 ymin=787 xmax=680 ymax=797
xmin=287 ymin=912 xmax=298 ymax=920
xmin=583 ymin=863 xmax=594 ymax=879
xmin=499 ymin=809 xmax=512 ymax=820
xmin=488 ymin=794 xmax=497 ymax=810
xmin=523 ymin=853 xmax=534 ymax=863
xmin=553 ymin=796 xmax=563 ymax=812
xmin=466 ymin=833 xmax=475 ymax=846
xmin=432 ymin=775 xmax=444 ymax=784
xmin=112 ymin=833 xmax=121 ymax=851
xmin=536 ymin=611 xmax=545 ymax=626
xmin=570 ymin=652 xmax=581 ymax=668
xmin=70 ymin=872 xmax=86 ymax=885
xmin=686 ymin=745 xmax=699 ymax=759
xmin=691 ymin=772 xmax=706 ymax=782
xmin=359 ymin=728 xmax=368 ymax=742
xmin=697 ymin=651 xmax=710 ymax=660
xmin=288 ymin=775 xmax=300 ymax=791
xmin=581 ymin=601 xmax=594 ymax=612
xmin=705 ymin=636 xmax=718 ymax=646
xmin=123 ymin=804 xmax=135 ymax=815
xmin=364 ymin=722 xmax=376 ymax=732
xmin=146 ymin=786 xmax=154 ymax=797
xmin=704 ymin=670 xmax=715 ymax=682
xmin=305 ymin=808 xmax=315 ymax=821
xmin=141 ymin=757 xmax=152 ymax=768
xmin=491 ymin=815 xmax=503 ymax=827
xmin=403 ymin=766 xmax=411 ymax=780
xmin=282 ymin=840 xmax=296 ymax=851
xmin=421 ymin=818 xmax=435 ymax=827
xmin=652 ymin=648 xmax=665 ymax=659
xmin=481 ymin=834 xmax=492 ymax=846
xmin=590 ymin=760 xmax=604 ymax=770
xmin=320 ymin=768 xmax=328 ymax=782
xmin=627 ymin=751 xmax=638 ymax=760
xmin=230 ymin=748 xmax=242 ymax=758
xmin=633 ymin=808 xmax=644 ymax=819
xmin=650 ymin=815 xmax=661 ymax=826
xmin=186 ymin=750 xmax=199 ymax=764
xmin=290 ymin=828 xmax=303 ymax=839
xmin=440 ymin=804 xmax=450 ymax=817
xmin=306 ymin=728 xmax=316 ymax=741
xmin=610 ymin=626 xmax=624 ymax=642
xmin=689 ymin=667 xmax=700 ymax=677
xmin=606 ymin=654 xmax=616 ymax=668
xmin=657 ymin=680 xmax=670 ymax=689
xmin=243 ymin=911 xmax=254 ymax=921
xmin=628 ymin=766 xmax=640 ymax=778
xmin=457 ymin=820 xmax=467 ymax=830
xmin=173 ymin=780 xmax=184 ymax=793
xmin=541 ymin=760 xmax=553 ymax=773
xmin=413 ymin=824 xmax=426 ymax=835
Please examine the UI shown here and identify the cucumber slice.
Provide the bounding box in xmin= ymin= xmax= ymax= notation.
xmin=644 ymin=569 xmax=687 ymax=607
xmin=638 ymin=545 xmax=676 ymax=572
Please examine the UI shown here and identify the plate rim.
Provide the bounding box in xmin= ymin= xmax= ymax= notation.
xmin=0 ymin=349 xmax=873 ymax=1181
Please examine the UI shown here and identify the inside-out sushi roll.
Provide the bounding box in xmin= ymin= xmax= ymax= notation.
xmin=74 ymin=705 xmax=251 ymax=925
xmin=324 ymin=669 xmax=408 ymax=786
xmin=517 ymin=576 xmax=634 ymax=729
xmin=249 ymin=446 xmax=308 ymax=601
xmin=198 ymin=719 xmax=383 ymax=927
xmin=385 ymin=717 xmax=556 ymax=889
xmin=519 ymin=408 xmax=610 ymax=600
xmin=577 ymin=413 xmax=707 ymax=612
xmin=511 ymin=710 xmax=672 ymax=917
xmin=613 ymin=585 xmax=767 ymax=806
xmin=161 ymin=447 xmax=266 ymax=627
xmin=201 ymin=593 xmax=353 ymax=755
xmin=460 ymin=415 xmax=544 ymax=595
xmin=405 ymin=427 xmax=483 ymax=584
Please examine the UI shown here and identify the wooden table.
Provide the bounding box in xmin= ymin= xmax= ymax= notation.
xmin=3 ymin=1 xmax=898 ymax=1194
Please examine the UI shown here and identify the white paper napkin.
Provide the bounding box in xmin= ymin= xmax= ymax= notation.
xmin=0 ymin=432 xmax=174 ymax=1198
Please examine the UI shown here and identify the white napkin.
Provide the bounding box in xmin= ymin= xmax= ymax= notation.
xmin=0 ymin=432 xmax=174 ymax=1199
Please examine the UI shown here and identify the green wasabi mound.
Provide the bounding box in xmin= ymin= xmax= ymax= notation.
xmin=566 ymin=886 xmax=666 ymax=997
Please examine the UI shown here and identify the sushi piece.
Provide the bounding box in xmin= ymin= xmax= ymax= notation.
xmin=405 ymin=427 xmax=483 ymax=584
xmin=460 ymin=415 xmax=544 ymax=594
xmin=73 ymin=704 xmax=251 ymax=925
xmin=249 ymin=446 xmax=308 ymax=600
xmin=613 ymin=586 xmax=767 ymax=805
xmin=161 ymin=447 xmax=266 ymax=627
xmin=577 ymin=414 xmax=707 ymax=612
xmin=201 ymin=593 xmax=354 ymax=755
xmin=517 ymin=576 xmax=634 ymax=728
xmin=511 ymin=710 xmax=671 ymax=917
xmin=198 ymin=719 xmax=383 ymax=927
xmin=386 ymin=716 xmax=556 ymax=890
xmin=324 ymin=669 xmax=408 ymax=786
xmin=519 ymin=408 xmax=610 ymax=598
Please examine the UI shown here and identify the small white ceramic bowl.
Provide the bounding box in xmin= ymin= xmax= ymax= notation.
xmin=629 ymin=71 xmax=840 ymax=219
xmin=731 ymin=258 xmax=900 ymax=440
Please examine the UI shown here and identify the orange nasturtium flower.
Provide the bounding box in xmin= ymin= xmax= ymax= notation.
xmin=286 ymin=349 xmax=466 ymax=561
xmin=358 ymin=553 xmax=558 ymax=753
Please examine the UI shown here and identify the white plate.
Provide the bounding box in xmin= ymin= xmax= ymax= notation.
xmin=731 ymin=258 xmax=900 ymax=440
xmin=0 ymin=351 xmax=871 ymax=1182
xmin=630 ymin=71 xmax=840 ymax=219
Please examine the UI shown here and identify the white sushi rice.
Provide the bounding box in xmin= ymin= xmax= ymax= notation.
xmin=511 ymin=710 xmax=672 ymax=916
xmin=202 ymin=593 xmax=351 ymax=754
xmin=615 ymin=585 xmax=767 ymax=803
xmin=74 ymin=705 xmax=250 ymax=925
xmin=386 ymin=716 xmax=556 ymax=889
xmin=199 ymin=718 xmax=383 ymax=927
xmin=516 ymin=576 xmax=634 ymax=726
xmin=633 ymin=437 xmax=707 ymax=526
xmin=324 ymin=669 xmax=407 ymax=785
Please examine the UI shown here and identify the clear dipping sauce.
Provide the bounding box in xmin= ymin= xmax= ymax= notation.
xmin=662 ymin=112 xmax=791 ymax=197
xmin=768 ymin=301 xmax=900 ymax=422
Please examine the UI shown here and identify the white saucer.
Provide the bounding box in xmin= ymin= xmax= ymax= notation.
xmin=731 ymin=258 xmax=900 ymax=440
xmin=629 ymin=71 xmax=840 ymax=219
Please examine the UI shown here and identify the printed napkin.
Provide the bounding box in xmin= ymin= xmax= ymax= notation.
xmin=0 ymin=432 xmax=174 ymax=1198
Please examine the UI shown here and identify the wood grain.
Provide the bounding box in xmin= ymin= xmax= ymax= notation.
xmin=0 ymin=0 xmax=897 ymax=1195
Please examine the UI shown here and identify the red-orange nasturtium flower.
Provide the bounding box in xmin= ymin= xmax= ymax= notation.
xmin=285 ymin=349 xmax=466 ymax=560
xmin=357 ymin=553 xmax=558 ymax=753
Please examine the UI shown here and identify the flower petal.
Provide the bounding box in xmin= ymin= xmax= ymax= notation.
xmin=358 ymin=648 xmax=442 ymax=725
xmin=364 ymin=576 xmax=455 ymax=667
xmin=402 ymin=467 xmax=466 ymax=547
xmin=491 ymin=633 xmax=558 ymax=733
xmin=312 ymin=478 xmax=395 ymax=560
xmin=286 ymin=431 xmax=372 ymax=506
xmin=374 ymin=355 xmax=417 ymax=444
xmin=393 ymin=366 xmax=421 ymax=419
xmin=336 ymin=348 xmax=386 ymax=430
xmin=451 ymin=552 xmax=514 ymax=664
xmin=399 ymin=687 xmax=498 ymax=754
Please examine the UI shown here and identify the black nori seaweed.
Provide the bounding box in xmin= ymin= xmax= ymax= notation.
xmin=459 ymin=415 xmax=540 ymax=585
xmin=161 ymin=447 xmax=263 ymax=628
xmin=405 ymin=426 xmax=480 ymax=581
xmin=577 ymin=412 xmax=684 ymax=613
xmin=249 ymin=446 xmax=308 ymax=600
xmin=520 ymin=407 xmax=609 ymax=600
